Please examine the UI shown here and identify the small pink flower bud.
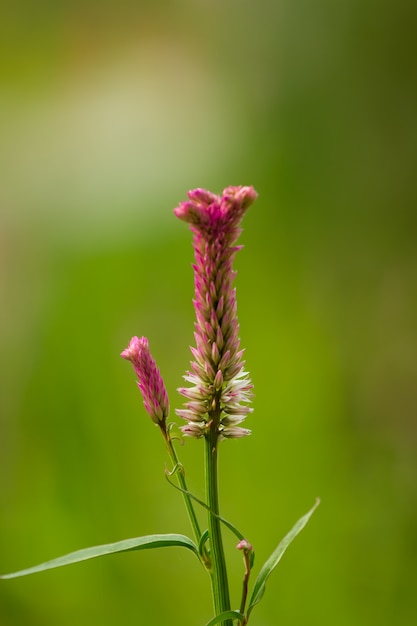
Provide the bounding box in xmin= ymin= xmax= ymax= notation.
xmin=236 ymin=539 xmax=253 ymax=554
xmin=181 ymin=422 xmax=208 ymax=438
xmin=213 ymin=370 xmax=224 ymax=391
xmin=221 ymin=426 xmax=251 ymax=439
xmin=121 ymin=336 xmax=169 ymax=428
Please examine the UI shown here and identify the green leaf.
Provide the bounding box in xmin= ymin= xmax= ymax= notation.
xmin=198 ymin=529 xmax=210 ymax=558
xmin=247 ymin=499 xmax=320 ymax=616
xmin=166 ymin=470 xmax=248 ymax=542
xmin=0 ymin=533 xmax=200 ymax=580
xmin=204 ymin=610 xmax=245 ymax=626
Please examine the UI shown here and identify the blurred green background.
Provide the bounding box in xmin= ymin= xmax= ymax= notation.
xmin=1 ymin=1 xmax=416 ymax=624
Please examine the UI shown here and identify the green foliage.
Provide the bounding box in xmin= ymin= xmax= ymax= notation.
xmin=204 ymin=611 xmax=245 ymax=626
xmin=247 ymin=500 xmax=320 ymax=618
xmin=0 ymin=534 xmax=200 ymax=580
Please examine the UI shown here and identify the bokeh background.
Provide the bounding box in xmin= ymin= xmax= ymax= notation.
xmin=1 ymin=1 xmax=416 ymax=625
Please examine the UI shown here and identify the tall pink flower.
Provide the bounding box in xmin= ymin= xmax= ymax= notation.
xmin=174 ymin=185 xmax=257 ymax=439
xmin=121 ymin=336 xmax=169 ymax=433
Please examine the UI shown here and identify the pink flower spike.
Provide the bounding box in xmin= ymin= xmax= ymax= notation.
xmin=121 ymin=336 xmax=169 ymax=429
xmin=174 ymin=186 xmax=257 ymax=440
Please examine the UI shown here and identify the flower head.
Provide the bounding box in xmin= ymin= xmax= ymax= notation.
xmin=121 ymin=336 xmax=169 ymax=430
xmin=174 ymin=186 xmax=257 ymax=439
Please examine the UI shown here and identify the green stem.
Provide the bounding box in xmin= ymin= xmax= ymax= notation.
xmin=205 ymin=428 xmax=232 ymax=626
xmin=166 ymin=436 xmax=203 ymax=549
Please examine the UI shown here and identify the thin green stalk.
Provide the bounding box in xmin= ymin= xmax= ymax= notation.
xmin=205 ymin=428 xmax=232 ymax=626
xmin=165 ymin=435 xmax=203 ymax=550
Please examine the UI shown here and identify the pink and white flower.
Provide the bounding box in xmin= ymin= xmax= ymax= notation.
xmin=121 ymin=336 xmax=169 ymax=430
xmin=174 ymin=186 xmax=257 ymax=439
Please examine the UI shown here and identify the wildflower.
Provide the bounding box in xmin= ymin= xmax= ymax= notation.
xmin=121 ymin=336 xmax=169 ymax=433
xmin=236 ymin=538 xmax=253 ymax=555
xmin=174 ymin=185 xmax=257 ymax=439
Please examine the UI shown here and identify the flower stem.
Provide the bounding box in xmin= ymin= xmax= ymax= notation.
xmin=205 ymin=428 xmax=232 ymax=626
xmin=165 ymin=435 xmax=203 ymax=550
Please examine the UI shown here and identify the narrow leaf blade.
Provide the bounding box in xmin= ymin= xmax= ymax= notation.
xmin=204 ymin=610 xmax=245 ymax=626
xmin=1 ymin=533 xmax=199 ymax=580
xmin=247 ymin=499 xmax=320 ymax=615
